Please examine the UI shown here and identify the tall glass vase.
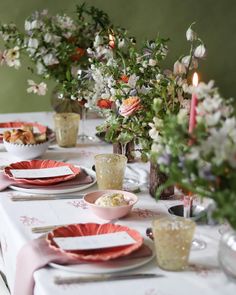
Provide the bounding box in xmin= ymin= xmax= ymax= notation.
xmin=78 ymin=107 xmax=95 ymax=142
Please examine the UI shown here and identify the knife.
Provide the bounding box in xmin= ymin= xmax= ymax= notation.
xmin=11 ymin=194 xmax=84 ymax=201
xmin=54 ymin=273 xmax=164 ymax=285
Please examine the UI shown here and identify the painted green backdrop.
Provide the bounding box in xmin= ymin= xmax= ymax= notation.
xmin=0 ymin=0 xmax=235 ymax=113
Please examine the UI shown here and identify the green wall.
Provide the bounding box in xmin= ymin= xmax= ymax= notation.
xmin=0 ymin=0 xmax=235 ymax=113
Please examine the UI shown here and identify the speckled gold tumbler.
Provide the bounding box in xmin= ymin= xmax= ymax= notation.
xmin=95 ymin=154 xmax=127 ymax=189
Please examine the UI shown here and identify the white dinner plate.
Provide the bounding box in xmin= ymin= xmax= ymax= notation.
xmin=49 ymin=242 xmax=155 ymax=274
xmin=9 ymin=166 xmax=96 ymax=195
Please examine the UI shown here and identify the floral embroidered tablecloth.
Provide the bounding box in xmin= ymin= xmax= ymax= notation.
xmin=0 ymin=112 xmax=235 ymax=295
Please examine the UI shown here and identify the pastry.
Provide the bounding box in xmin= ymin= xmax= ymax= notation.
xmin=3 ymin=127 xmax=47 ymax=145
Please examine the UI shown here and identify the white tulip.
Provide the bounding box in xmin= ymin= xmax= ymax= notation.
xmin=173 ymin=60 xmax=186 ymax=75
xmin=194 ymin=44 xmax=206 ymax=58
xmin=186 ymin=27 xmax=197 ymax=41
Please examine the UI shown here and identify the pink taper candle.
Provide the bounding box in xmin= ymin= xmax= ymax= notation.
xmin=188 ymin=72 xmax=199 ymax=133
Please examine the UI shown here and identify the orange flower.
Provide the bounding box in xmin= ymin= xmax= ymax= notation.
xmin=97 ymin=99 xmax=113 ymax=109
xmin=119 ymin=97 xmax=141 ymax=117
xmin=120 ymin=74 xmax=129 ymax=83
xmin=70 ymin=48 xmax=86 ymax=62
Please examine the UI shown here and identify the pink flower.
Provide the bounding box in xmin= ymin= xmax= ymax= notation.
xmin=119 ymin=97 xmax=141 ymax=117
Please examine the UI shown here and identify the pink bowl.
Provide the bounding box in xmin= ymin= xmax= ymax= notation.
xmin=83 ymin=190 xmax=138 ymax=220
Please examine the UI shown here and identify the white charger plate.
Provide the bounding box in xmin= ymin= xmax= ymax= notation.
xmin=9 ymin=166 xmax=96 ymax=195
xmin=49 ymin=242 xmax=155 ymax=274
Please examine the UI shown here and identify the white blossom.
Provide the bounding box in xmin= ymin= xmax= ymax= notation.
xmin=128 ymin=74 xmax=139 ymax=88
xmin=151 ymin=143 xmax=163 ymax=153
xmin=194 ymin=44 xmax=206 ymax=58
xmin=93 ymin=35 xmax=103 ymax=48
xmin=177 ymin=109 xmax=188 ymax=124
xmin=186 ymin=27 xmax=197 ymax=41
xmin=28 ymin=38 xmax=39 ymax=49
xmin=36 ymin=62 xmax=46 ymax=75
xmin=43 ymin=53 xmax=59 ymax=66
xmin=173 ymin=60 xmax=186 ymax=75
xmin=149 ymin=128 xmax=160 ymax=141
xmin=24 ymin=21 xmax=31 ymax=31
xmin=148 ymin=59 xmax=157 ymax=67
xmin=188 ymin=80 xmax=215 ymax=99
xmin=56 ymin=15 xmax=75 ymax=30
xmin=118 ymin=38 xmax=125 ymax=48
xmin=205 ymin=111 xmax=221 ymax=126
xmin=44 ymin=33 xmax=53 ymax=43
xmin=27 ymin=80 xmax=47 ymax=96
xmin=5 ymin=47 xmax=21 ymax=69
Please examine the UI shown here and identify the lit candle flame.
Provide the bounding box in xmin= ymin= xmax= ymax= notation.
xmin=192 ymin=72 xmax=199 ymax=87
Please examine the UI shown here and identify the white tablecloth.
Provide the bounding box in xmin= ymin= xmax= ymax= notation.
xmin=0 ymin=112 xmax=235 ymax=295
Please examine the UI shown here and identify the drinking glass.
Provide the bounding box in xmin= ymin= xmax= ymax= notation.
xmin=152 ymin=216 xmax=195 ymax=271
xmin=95 ymin=154 xmax=127 ymax=189
xmin=54 ymin=113 xmax=80 ymax=147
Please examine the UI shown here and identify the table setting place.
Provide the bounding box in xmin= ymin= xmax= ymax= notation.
xmin=0 ymin=4 xmax=236 ymax=295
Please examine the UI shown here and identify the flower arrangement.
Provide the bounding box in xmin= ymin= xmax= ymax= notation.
xmin=88 ymin=29 xmax=168 ymax=156
xmin=148 ymin=23 xmax=206 ymax=149
xmin=151 ymin=81 xmax=236 ymax=228
xmin=0 ymin=3 xmax=111 ymax=109
xmin=89 ymin=24 xmax=206 ymax=159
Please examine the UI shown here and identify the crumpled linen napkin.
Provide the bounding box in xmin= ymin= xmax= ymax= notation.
xmin=13 ymin=236 xmax=152 ymax=295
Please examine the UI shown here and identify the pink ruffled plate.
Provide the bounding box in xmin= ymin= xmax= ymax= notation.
xmin=4 ymin=159 xmax=80 ymax=185
xmin=47 ymin=223 xmax=143 ymax=262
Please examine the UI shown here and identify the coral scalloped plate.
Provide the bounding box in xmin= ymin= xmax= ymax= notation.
xmin=47 ymin=223 xmax=143 ymax=262
xmin=4 ymin=159 xmax=80 ymax=186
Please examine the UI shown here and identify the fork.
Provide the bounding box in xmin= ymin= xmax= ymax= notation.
xmin=31 ymin=223 xmax=71 ymax=233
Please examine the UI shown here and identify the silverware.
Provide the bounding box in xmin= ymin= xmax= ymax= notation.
xmin=54 ymin=273 xmax=164 ymax=285
xmin=11 ymin=194 xmax=84 ymax=202
xmin=31 ymin=223 xmax=71 ymax=233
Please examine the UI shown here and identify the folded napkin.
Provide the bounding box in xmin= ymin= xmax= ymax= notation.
xmin=14 ymin=236 xmax=152 ymax=295
xmin=0 ymin=169 xmax=93 ymax=191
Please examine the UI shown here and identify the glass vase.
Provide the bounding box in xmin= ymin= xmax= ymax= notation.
xmin=113 ymin=141 xmax=135 ymax=163
xmin=218 ymin=230 xmax=236 ymax=282
xmin=51 ymin=87 xmax=81 ymax=114
xmin=149 ymin=161 xmax=174 ymax=199
xmin=78 ymin=107 xmax=95 ymax=143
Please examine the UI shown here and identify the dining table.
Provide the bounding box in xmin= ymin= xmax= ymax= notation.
xmin=0 ymin=111 xmax=235 ymax=295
